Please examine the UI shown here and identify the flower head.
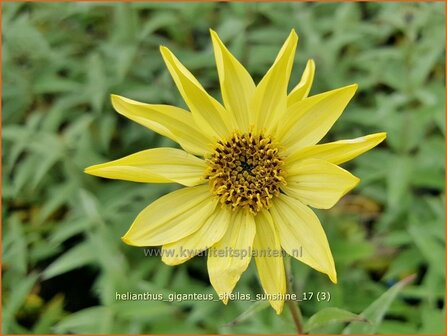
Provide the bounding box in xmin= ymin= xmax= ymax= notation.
xmin=85 ymin=29 xmax=386 ymax=314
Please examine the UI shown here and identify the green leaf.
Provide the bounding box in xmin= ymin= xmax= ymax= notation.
xmin=223 ymin=300 xmax=270 ymax=327
xmin=420 ymin=305 xmax=446 ymax=334
xmin=408 ymin=224 xmax=446 ymax=278
xmin=343 ymin=274 xmax=415 ymax=334
xmin=112 ymin=300 xmax=175 ymax=320
xmin=37 ymin=182 xmax=77 ymax=225
xmin=3 ymin=216 xmax=27 ymax=275
xmin=305 ymin=307 xmax=368 ymax=332
xmin=32 ymin=295 xmax=65 ymax=334
xmin=86 ymin=53 xmax=107 ymax=113
xmin=53 ymin=306 xmax=113 ymax=334
xmin=42 ymin=242 xmax=95 ymax=280
xmin=386 ymin=155 xmax=412 ymax=209
xmin=48 ymin=217 xmax=89 ymax=245
xmin=2 ymin=273 xmax=39 ymax=334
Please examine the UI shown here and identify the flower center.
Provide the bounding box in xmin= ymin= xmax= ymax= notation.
xmin=206 ymin=132 xmax=286 ymax=214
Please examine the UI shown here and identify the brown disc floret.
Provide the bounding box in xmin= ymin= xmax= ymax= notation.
xmin=206 ymin=132 xmax=286 ymax=214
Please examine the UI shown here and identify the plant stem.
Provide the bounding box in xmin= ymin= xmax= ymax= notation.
xmin=285 ymin=255 xmax=304 ymax=334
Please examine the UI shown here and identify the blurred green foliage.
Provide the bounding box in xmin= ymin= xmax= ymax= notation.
xmin=2 ymin=1 xmax=445 ymax=334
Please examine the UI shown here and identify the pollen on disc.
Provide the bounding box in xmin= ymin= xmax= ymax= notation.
xmin=205 ymin=132 xmax=286 ymax=214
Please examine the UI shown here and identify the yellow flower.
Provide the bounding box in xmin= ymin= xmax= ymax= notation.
xmin=85 ymin=29 xmax=386 ymax=314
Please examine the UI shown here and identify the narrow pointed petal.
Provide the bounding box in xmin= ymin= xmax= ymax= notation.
xmin=111 ymin=95 xmax=211 ymax=156
xmin=122 ymin=185 xmax=217 ymax=246
xmin=286 ymin=133 xmax=387 ymax=165
xmin=282 ymin=158 xmax=360 ymax=209
xmin=278 ymin=84 xmax=358 ymax=155
xmin=250 ymin=30 xmax=298 ymax=132
xmin=253 ymin=210 xmax=286 ymax=314
xmin=84 ymin=148 xmax=206 ymax=187
xmin=287 ymin=59 xmax=315 ymax=106
xmin=161 ymin=207 xmax=231 ymax=265
xmin=208 ymin=210 xmax=256 ymax=303
xmin=270 ymin=194 xmax=337 ymax=283
xmin=210 ymin=30 xmax=255 ymax=132
xmin=160 ymin=46 xmax=235 ymax=139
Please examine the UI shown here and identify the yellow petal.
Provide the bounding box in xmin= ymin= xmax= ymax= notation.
xmin=160 ymin=46 xmax=235 ymax=139
xmin=251 ymin=30 xmax=298 ymax=133
xmin=208 ymin=210 xmax=256 ymax=304
xmin=161 ymin=207 xmax=231 ymax=265
xmin=253 ymin=210 xmax=286 ymax=314
xmin=84 ymin=148 xmax=206 ymax=187
xmin=111 ymin=95 xmax=211 ymax=156
xmin=286 ymin=133 xmax=387 ymax=165
xmin=210 ymin=29 xmax=255 ymax=132
xmin=122 ymin=185 xmax=217 ymax=246
xmin=287 ymin=59 xmax=315 ymax=106
xmin=277 ymin=84 xmax=358 ymax=155
xmin=270 ymin=194 xmax=337 ymax=283
xmin=283 ymin=158 xmax=360 ymax=209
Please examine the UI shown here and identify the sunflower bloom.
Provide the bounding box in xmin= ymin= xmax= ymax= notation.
xmin=85 ymin=30 xmax=386 ymax=314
